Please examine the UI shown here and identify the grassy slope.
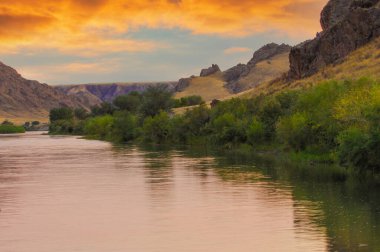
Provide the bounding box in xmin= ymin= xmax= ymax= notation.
xmin=174 ymin=72 xmax=231 ymax=102
xmin=175 ymin=52 xmax=290 ymax=103
xmin=231 ymin=52 xmax=289 ymax=91
xmin=239 ymin=38 xmax=380 ymax=98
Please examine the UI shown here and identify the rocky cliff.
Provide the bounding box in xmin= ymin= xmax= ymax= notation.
xmin=224 ymin=43 xmax=291 ymax=92
xmin=289 ymin=0 xmax=380 ymax=79
xmin=0 ymin=61 xmax=92 ymax=120
xmin=200 ymin=64 xmax=221 ymax=77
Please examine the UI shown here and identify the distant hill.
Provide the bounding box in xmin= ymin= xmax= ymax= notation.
xmin=56 ymin=82 xmax=178 ymax=103
xmin=0 ymin=62 xmax=94 ymax=123
xmin=175 ymin=43 xmax=291 ymax=102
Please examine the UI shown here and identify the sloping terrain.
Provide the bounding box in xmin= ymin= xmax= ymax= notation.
xmin=174 ymin=72 xmax=230 ymax=102
xmin=175 ymin=43 xmax=291 ymax=102
xmin=0 ymin=61 xmax=93 ymax=123
xmin=238 ymin=37 xmax=380 ymax=98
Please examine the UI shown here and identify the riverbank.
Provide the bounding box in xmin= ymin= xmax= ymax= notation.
xmin=0 ymin=123 xmax=25 ymax=134
xmin=49 ymin=78 xmax=380 ymax=178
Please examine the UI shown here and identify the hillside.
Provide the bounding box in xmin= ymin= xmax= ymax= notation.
xmin=238 ymin=37 xmax=380 ymax=99
xmin=236 ymin=0 xmax=380 ymax=99
xmin=0 ymin=62 xmax=93 ymax=123
xmin=57 ymin=82 xmax=178 ymax=103
xmin=174 ymin=72 xmax=231 ymax=101
xmin=175 ymin=43 xmax=291 ymax=102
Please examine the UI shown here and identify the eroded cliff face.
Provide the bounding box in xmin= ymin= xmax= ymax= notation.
xmin=289 ymin=0 xmax=380 ymax=79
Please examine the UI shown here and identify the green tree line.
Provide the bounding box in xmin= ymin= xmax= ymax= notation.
xmin=49 ymin=79 xmax=380 ymax=176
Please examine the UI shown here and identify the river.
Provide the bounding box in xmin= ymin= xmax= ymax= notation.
xmin=0 ymin=132 xmax=379 ymax=251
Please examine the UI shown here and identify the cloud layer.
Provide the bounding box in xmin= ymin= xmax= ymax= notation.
xmin=0 ymin=0 xmax=327 ymax=55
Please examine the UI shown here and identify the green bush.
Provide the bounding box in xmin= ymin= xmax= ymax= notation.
xmin=140 ymin=85 xmax=173 ymax=117
xmin=49 ymin=107 xmax=74 ymax=122
xmin=0 ymin=124 xmax=25 ymax=134
xmin=84 ymin=115 xmax=114 ymax=139
xmin=142 ymin=111 xmax=172 ymax=143
xmin=276 ymin=113 xmax=312 ymax=151
xmin=247 ymin=118 xmax=265 ymax=145
xmin=112 ymin=111 xmax=138 ymax=142
xmin=113 ymin=92 xmax=142 ymax=113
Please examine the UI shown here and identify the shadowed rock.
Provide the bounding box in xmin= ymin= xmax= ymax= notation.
xmin=200 ymin=64 xmax=221 ymax=77
xmin=289 ymin=0 xmax=380 ymax=79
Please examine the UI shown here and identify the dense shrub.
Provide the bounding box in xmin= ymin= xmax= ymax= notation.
xmin=112 ymin=111 xmax=138 ymax=142
xmin=174 ymin=95 xmax=204 ymax=108
xmin=50 ymin=107 xmax=74 ymax=122
xmin=142 ymin=111 xmax=172 ymax=143
xmin=84 ymin=115 xmax=114 ymax=139
xmin=113 ymin=92 xmax=142 ymax=113
xmin=140 ymin=85 xmax=173 ymax=117
xmin=0 ymin=123 xmax=25 ymax=134
xmin=247 ymin=118 xmax=265 ymax=145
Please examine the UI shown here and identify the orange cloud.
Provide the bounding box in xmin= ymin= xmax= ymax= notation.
xmin=0 ymin=0 xmax=327 ymax=55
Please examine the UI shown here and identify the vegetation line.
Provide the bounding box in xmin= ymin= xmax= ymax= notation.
xmin=49 ymin=78 xmax=380 ymax=179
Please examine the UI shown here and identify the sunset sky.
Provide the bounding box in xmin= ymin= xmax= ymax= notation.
xmin=0 ymin=0 xmax=327 ymax=84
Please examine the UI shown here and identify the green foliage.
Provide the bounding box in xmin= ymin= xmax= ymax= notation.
xmin=91 ymin=102 xmax=115 ymax=116
xmin=47 ymin=77 xmax=380 ymax=176
xmin=140 ymin=85 xmax=173 ymax=117
xmin=277 ymin=113 xmax=312 ymax=151
xmin=337 ymin=128 xmax=370 ymax=172
xmin=49 ymin=107 xmax=74 ymax=122
xmin=112 ymin=111 xmax=138 ymax=142
xmin=113 ymin=92 xmax=142 ymax=113
xmin=143 ymin=111 xmax=172 ymax=143
xmin=84 ymin=115 xmax=114 ymax=139
xmin=174 ymin=95 xmax=204 ymax=108
xmin=0 ymin=122 xmax=25 ymax=134
xmin=211 ymin=113 xmax=247 ymax=145
xmin=74 ymin=108 xmax=89 ymax=120
xmin=247 ymin=118 xmax=265 ymax=145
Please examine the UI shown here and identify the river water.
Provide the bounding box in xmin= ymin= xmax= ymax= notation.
xmin=0 ymin=132 xmax=379 ymax=252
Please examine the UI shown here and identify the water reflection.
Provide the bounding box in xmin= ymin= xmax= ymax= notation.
xmin=0 ymin=133 xmax=379 ymax=251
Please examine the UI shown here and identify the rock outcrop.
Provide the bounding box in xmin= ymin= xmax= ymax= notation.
xmin=175 ymin=77 xmax=194 ymax=92
xmin=200 ymin=64 xmax=221 ymax=77
xmin=289 ymin=0 xmax=380 ymax=79
xmin=224 ymin=43 xmax=291 ymax=93
xmin=247 ymin=43 xmax=291 ymax=68
xmin=0 ymin=61 xmax=94 ymax=119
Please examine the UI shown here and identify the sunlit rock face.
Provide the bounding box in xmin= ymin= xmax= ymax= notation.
xmin=289 ymin=0 xmax=380 ymax=79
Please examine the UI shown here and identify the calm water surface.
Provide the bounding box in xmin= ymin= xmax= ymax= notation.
xmin=0 ymin=132 xmax=379 ymax=252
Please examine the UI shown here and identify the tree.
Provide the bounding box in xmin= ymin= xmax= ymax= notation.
xmin=112 ymin=111 xmax=138 ymax=142
xmin=49 ymin=108 xmax=74 ymax=122
xmin=143 ymin=111 xmax=173 ymax=143
xmin=74 ymin=108 xmax=89 ymax=120
xmin=139 ymin=85 xmax=174 ymax=117
xmin=113 ymin=92 xmax=142 ymax=112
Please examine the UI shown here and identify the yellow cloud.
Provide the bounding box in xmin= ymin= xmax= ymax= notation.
xmin=0 ymin=0 xmax=327 ymax=55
